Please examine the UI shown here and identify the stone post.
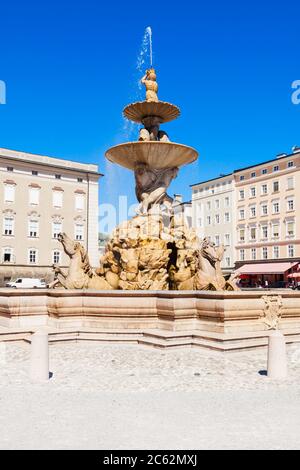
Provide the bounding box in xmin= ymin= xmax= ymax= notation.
xmin=30 ymin=330 xmax=49 ymax=382
xmin=267 ymin=330 xmax=287 ymax=379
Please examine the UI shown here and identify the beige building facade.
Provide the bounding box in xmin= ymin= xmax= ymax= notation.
xmin=0 ymin=147 xmax=101 ymax=286
xmin=235 ymin=149 xmax=300 ymax=268
xmin=190 ymin=148 xmax=300 ymax=278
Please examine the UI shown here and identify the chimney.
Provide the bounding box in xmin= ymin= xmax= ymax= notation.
xmin=173 ymin=194 xmax=183 ymax=204
xmin=276 ymin=153 xmax=287 ymax=159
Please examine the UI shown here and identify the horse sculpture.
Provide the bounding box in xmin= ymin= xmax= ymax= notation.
xmin=49 ymin=233 xmax=115 ymax=289
xmin=193 ymin=238 xmax=239 ymax=291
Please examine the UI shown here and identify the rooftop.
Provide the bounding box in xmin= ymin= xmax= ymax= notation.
xmin=234 ymin=149 xmax=300 ymax=174
xmin=190 ymin=173 xmax=232 ymax=188
xmin=191 ymin=148 xmax=300 ymax=187
xmin=0 ymin=147 xmax=102 ymax=175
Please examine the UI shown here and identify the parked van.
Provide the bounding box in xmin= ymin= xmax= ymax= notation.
xmin=6 ymin=278 xmax=47 ymax=289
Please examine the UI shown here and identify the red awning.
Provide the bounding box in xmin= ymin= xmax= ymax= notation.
xmin=236 ymin=262 xmax=299 ymax=275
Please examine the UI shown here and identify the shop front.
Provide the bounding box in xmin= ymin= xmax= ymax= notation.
xmin=236 ymin=261 xmax=300 ymax=288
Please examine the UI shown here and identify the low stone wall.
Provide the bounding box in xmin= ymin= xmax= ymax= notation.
xmin=0 ymin=289 xmax=300 ymax=351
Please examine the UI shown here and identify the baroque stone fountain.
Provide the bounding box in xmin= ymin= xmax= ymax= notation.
xmin=51 ymin=68 xmax=238 ymax=291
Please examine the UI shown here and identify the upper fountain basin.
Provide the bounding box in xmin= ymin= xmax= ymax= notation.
xmin=105 ymin=141 xmax=198 ymax=170
xmin=123 ymin=101 xmax=180 ymax=124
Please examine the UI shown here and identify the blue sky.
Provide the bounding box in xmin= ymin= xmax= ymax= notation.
xmin=0 ymin=0 xmax=299 ymax=223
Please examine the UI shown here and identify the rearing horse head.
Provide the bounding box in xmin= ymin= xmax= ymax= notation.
xmin=57 ymin=232 xmax=93 ymax=276
xmin=57 ymin=232 xmax=78 ymax=257
xmin=200 ymin=238 xmax=224 ymax=266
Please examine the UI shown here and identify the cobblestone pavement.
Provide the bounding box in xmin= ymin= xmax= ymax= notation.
xmin=1 ymin=342 xmax=300 ymax=449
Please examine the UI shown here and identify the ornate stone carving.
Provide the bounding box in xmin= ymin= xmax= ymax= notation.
xmin=51 ymin=67 xmax=240 ymax=292
xmin=51 ymin=212 xmax=240 ymax=292
xmin=134 ymin=162 xmax=178 ymax=215
xmin=261 ymin=295 xmax=283 ymax=330
xmin=49 ymin=232 xmax=116 ymax=290
xmin=141 ymin=68 xmax=158 ymax=102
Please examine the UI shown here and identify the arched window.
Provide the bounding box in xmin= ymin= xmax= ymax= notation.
xmin=2 ymin=247 xmax=13 ymax=263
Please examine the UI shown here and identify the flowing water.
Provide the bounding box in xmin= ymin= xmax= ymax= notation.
xmin=122 ymin=26 xmax=154 ymax=141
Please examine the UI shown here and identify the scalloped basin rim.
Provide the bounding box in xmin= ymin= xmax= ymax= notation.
xmin=105 ymin=141 xmax=199 ymax=170
xmin=123 ymin=100 xmax=180 ymax=124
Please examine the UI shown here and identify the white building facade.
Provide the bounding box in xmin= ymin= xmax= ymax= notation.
xmin=191 ymin=174 xmax=236 ymax=273
xmin=0 ymin=147 xmax=101 ymax=285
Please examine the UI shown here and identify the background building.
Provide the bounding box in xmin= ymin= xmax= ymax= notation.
xmin=0 ymin=147 xmax=101 ymax=285
xmin=190 ymin=147 xmax=300 ymax=283
xmin=191 ymin=174 xmax=236 ymax=274
xmin=234 ymin=148 xmax=300 ymax=286
xmin=172 ymin=194 xmax=192 ymax=227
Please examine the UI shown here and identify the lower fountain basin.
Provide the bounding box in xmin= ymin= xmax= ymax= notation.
xmin=105 ymin=141 xmax=198 ymax=170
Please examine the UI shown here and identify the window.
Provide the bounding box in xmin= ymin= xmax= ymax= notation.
xmin=207 ymin=201 xmax=211 ymax=210
xmin=32 ymin=170 xmax=38 ymax=176
xmin=4 ymin=184 xmax=15 ymax=202
xmin=206 ymin=216 xmax=211 ymax=225
xmin=251 ymin=248 xmax=256 ymax=260
xmin=53 ymin=250 xmax=61 ymax=264
xmin=272 ymin=224 xmax=279 ymax=238
xmin=287 ymin=198 xmax=294 ymax=211
xmin=273 ymin=165 xmax=279 ymax=172
xmin=273 ymin=181 xmax=279 ymax=192
xmin=28 ymin=220 xmax=39 ymax=238
xmin=224 ymin=234 xmax=230 ymax=246
xmin=52 ymin=222 xmax=62 ymax=239
xmin=77 ymin=177 xmax=83 ymax=182
xmin=7 ymin=166 xmax=13 ymax=172
xmin=262 ymin=225 xmax=268 ymax=239
xmin=215 ymin=235 xmax=220 ymax=246
xmin=287 ymin=177 xmax=294 ymax=190
xmin=288 ymin=161 xmax=294 ymax=168
xmin=215 ymin=200 xmax=220 ymax=209
xmin=55 ymin=174 xmax=61 ymax=179
xmin=239 ymin=229 xmax=245 ymax=242
xmin=3 ymin=247 xmax=13 ymax=263
xmin=250 ymin=187 xmax=256 ymax=197
xmin=239 ymin=209 xmax=245 ymax=220
xmin=262 ymin=247 xmax=268 ymax=259
xmin=240 ymin=175 xmax=245 ymax=181
xmin=239 ymin=249 xmax=245 ymax=261
xmin=251 ymin=172 xmax=256 ymax=178
xmin=3 ymin=217 xmax=14 ymax=236
xmin=273 ymin=246 xmax=279 ymax=259
xmin=250 ymin=206 xmax=256 ymax=217
xmin=75 ymin=224 xmax=84 ymax=241
xmin=287 ymin=221 xmax=295 ymax=237
xmin=28 ymin=249 xmax=37 ymax=264
xmin=273 ymin=202 xmax=280 ymax=214
xmin=224 ymin=212 xmax=230 ymax=222
xmin=75 ymin=194 xmax=84 ymax=210
xmin=53 ymin=191 xmax=63 ymax=208
xmin=215 ymin=214 xmax=220 ymax=224
xmin=288 ymin=245 xmax=295 ymax=257
xmin=225 ymin=257 xmax=231 ymax=267
xmin=261 ymin=184 xmax=268 ymax=195
xmin=250 ymin=227 xmax=256 ymax=241
xmin=261 ymin=168 xmax=267 ymax=175
xmin=29 ymin=188 xmax=39 ymax=205
xmin=239 ymin=190 xmax=245 ymax=200
xmin=225 ymin=197 xmax=229 ymax=207
xmin=261 ymin=204 xmax=268 ymax=216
